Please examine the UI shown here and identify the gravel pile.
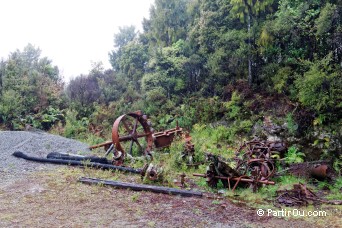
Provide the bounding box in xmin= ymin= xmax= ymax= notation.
xmin=0 ymin=130 xmax=90 ymax=186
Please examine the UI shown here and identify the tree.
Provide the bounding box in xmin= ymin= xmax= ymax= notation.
xmin=143 ymin=0 xmax=190 ymax=47
xmin=66 ymin=74 xmax=101 ymax=108
xmin=315 ymin=2 xmax=341 ymax=63
xmin=0 ymin=59 xmax=5 ymax=96
xmin=0 ymin=44 xmax=63 ymax=129
xmin=142 ymin=39 xmax=197 ymax=98
xmin=109 ymin=26 xmax=148 ymax=90
xmin=230 ymin=0 xmax=275 ymax=85
xmin=187 ymin=0 xmax=249 ymax=95
xmin=295 ymin=54 xmax=342 ymax=114
xmin=116 ymin=41 xmax=148 ymax=89
xmin=109 ymin=26 xmax=138 ymax=71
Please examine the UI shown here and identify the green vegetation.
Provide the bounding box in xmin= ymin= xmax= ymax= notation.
xmin=285 ymin=146 xmax=306 ymax=164
xmin=0 ymin=0 xmax=341 ymax=206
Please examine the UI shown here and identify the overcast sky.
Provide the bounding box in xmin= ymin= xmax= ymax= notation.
xmin=0 ymin=0 xmax=154 ymax=81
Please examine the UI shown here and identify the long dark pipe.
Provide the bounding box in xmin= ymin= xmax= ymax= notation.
xmin=12 ymin=151 xmax=141 ymax=174
xmin=46 ymin=152 xmax=110 ymax=164
xmin=79 ymin=177 xmax=203 ymax=197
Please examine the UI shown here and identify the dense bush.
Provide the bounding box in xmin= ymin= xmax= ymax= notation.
xmin=295 ymin=54 xmax=342 ymax=114
xmin=0 ymin=44 xmax=64 ymax=130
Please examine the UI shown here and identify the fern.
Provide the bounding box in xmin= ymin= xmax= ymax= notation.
xmin=285 ymin=146 xmax=305 ymax=164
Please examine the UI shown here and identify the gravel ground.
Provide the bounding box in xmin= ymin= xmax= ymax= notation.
xmin=0 ymin=130 xmax=90 ymax=186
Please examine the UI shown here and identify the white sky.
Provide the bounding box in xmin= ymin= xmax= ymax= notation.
xmin=0 ymin=0 xmax=154 ymax=81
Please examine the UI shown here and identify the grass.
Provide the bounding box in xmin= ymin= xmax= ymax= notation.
xmin=97 ymin=128 xmax=341 ymax=206
xmin=323 ymin=177 xmax=342 ymax=200
xmin=47 ymin=120 xmax=342 ymax=217
xmin=131 ymin=192 xmax=141 ymax=202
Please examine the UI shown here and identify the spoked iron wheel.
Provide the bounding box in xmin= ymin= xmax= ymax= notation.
xmin=111 ymin=111 xmax=153 ymax=164
xmin=236 ymin=159 xmax=275 ymax=180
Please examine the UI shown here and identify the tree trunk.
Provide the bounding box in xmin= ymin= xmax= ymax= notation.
xmin=247 ymin=14 xmax=253 ymax=85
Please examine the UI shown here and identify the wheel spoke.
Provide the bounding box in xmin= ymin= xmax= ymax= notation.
xmin=136 ymin=132 xmax=151 ymax=138
xmin=134 ymin=139 xmax=143 ymax=152
xmin=132 ymin=117 xmax=138 ymax=133
xmin=128 ymin=118 xmax=140 ymax=155
xmin=122 ymin=119 xmax=132 ymax=133
xmin=129 ymin=139 xmax=134 ymax=155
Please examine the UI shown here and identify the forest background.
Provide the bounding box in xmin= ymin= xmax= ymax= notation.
xmin=0 ymin=0 xmax=341 ymax=170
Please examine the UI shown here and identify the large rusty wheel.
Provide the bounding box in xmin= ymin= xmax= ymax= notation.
xmin=112 ymin=111 xmax=153 ymax=164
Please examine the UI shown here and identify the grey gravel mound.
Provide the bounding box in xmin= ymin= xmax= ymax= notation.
xmin=0 ymin=130 xmax=90 ymax=186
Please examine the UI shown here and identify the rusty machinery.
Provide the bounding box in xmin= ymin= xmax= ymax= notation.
xmin=194 ymin=139 xmax=282 ymax=192
xmin=90 ymin=110 xmax=186 ymax=166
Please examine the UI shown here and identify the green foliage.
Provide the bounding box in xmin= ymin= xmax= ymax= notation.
xmin=146 ymin=87 xmax=168 ymax=105
xmin=224 ymin=92 xmax=254 ymax=128
xmin=315 ymin=3 xmax=338 ymax=38
xmin=230 ymin=0 xmax=275 ymax=23
xmin=178 ymin=104 xmax=196 ymax=130
xmin=285 ymin=146 xmax=305 ymax=164
xmin=0 ymin=44 xmax=63 ymax=130
xmin=328 ymin=177 xmax=342 ymax=200
xmin=285 ymin=113 xmax=298 ymax=136
xmin=272 ymin=67 xmax=293 ymax=94
xmin=40 ymin=107 xmax=64 ymax=130
xmin=157 ymin=114 xmax=174 ymax=130
xmin=224 ymin=91 xmax=242 ymax=120
xmin=1 ymin=0 xmax=341 ymax=180
xmin=333 ymin=155 xmax=342 ymax=176
xmin=316 ymin=177 xmax=342 ymax=200
xmin=295 ymin=54 xmax=341 ymax=113
xmin=0 ymin=90 xmax=23 ymax=125
xmin=145 ymin=0 xmax=190 ymax=47
xmin=313 ymin=114 xmax=326 ymax=126
xmin=63 ymin=111 xmax=89 ymax=139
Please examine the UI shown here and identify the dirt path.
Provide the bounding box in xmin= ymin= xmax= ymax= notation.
xmin=0 ymin=167 xmax=327 ymax=228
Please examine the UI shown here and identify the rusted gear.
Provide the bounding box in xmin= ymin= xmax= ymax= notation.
xmin=112 ymin=110 xmax=153 ymax=164
xmin=236 ymin=158 xmax=275 ymax=179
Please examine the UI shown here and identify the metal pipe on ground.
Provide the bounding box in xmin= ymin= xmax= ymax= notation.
xmin=12 ymin=151 xmax=142 ymax=174
xmin=79 ymin=177 xmax=203 ymax=197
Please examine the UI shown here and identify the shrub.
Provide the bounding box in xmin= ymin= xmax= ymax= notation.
xmin=295 ymin=54 xmax=342 ymax=113
xmin=285 ymin=146 xmax=305 ymax=164
xmin=63 ymin=110 xmax=89 ymax=139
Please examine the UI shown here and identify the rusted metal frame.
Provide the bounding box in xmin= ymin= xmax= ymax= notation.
xmin=247 ymin=158 xmax=275 ymax=179
xmin=89 ymin=141 xmax=113 ymax=150
xmin=193 ymin=173 xmax=275 ymax=186
xmin=153 ymin=126 xmax=183 ymax=149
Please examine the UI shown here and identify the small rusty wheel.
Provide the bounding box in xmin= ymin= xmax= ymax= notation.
xmin=236 ymin=158 xmax=275 ymax=180
xmin=112 ymin=111 xmax=153 ymax=162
